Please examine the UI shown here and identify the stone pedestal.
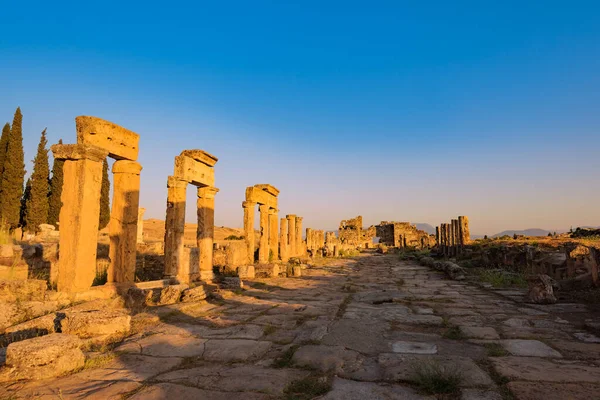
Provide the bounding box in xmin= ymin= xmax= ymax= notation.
xmin=295 ymin=217 xmax=303 ymax=257
xmin=137 ymin=208 xmax=146 ymax=243
xmin=258 ymin=204 xmax=269 ymax=263
xmin=108 ymin=160 xmax=142 ymax=284
xmin=287 ymin=215 xmax=296 ymax=257
xmin=280 ymin=218 xmax=289 ymax=263
xmin=243 ymin=201 xmax=255 ymax=264
xmin=198 ymin=187 xmax=219 ymax=282
xmin=164 ymin=176 xmax=187 ymax=278
xmin=51 ymin=144 xmax=108 ymax=293
xmin=269 ymin=208 xmax=278 ymax=261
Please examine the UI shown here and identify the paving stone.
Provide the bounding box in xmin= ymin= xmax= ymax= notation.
xmin=292 ymin=345 xmax=363 ymax=374
xmin=501 ymin=339 xmax=562 ymax=358
xmin=490 ymin=356 xmax=600 ymax=382
xmin=202 ymin=339 xmax=272 ymax=362
xmin=129 ymin=382 xmax=271 ymax=400
xmin=461 ymin=388 xmax=502 ymax=400
xmin=392 ymin=341 xmax=438 ymax=354
xmin=115 ymin=334 xmax=206 ymax=357
xmin=573 ymin=332 xmax=600 ymax=343
xmin=507 ymin=381 xmax=600 ymax=400
xmin=460 ymin=326 xmax=500 ymax=340
xmin=321 ymin=377 xmax=432 ymax=399
xmin=549 ymin=340 xmax=600 ymax=360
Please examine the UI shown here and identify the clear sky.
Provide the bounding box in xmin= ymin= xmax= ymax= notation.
xmin=1 ymin=1 xmax=599 ymax=236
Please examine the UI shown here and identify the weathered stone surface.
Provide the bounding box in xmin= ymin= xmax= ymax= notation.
xmin=501 ymin=339 xmax=562 ymax=358
xmin=526 ymin=274 xmax=557 ymax=304
xmin=237 ymin=265 xmax=255 ymax=278
xmin=125 ymin=287 xmax=152 ymax=309
xmin=116 ymin=334 xmax=206 ymax=357
xmin=158 ymin=284 xmax=187 ymax=305
xmin=0 ymin=279 xmax=47 ymax=302
xmin=76 ymin=115 xmax=139 ymax=161
xmin=573 ymin=332 xmax=600 ymax=343
xmin=129 ymin=382 xmax=271 ymax=400
xmin=58 ymin=309 xmax=131 ymax=338
xmin=3 ymin=334 xmax=84 ymax=381
xmin=392 ymin=341 xmax=438 ymax=354
xmin=460 ymin=326 xmax=500 ymax=340
xmin=219 ymin=277 xmax=243 ymax=289
xmin=292 ymin=345 xmax=363 ymax=374
xmin=461 ymin=388 xmax=502 ymax=400
xmin=506 ymin=381 xmax=600 ymax=400
xmin=203 ymin=339 xmax=272 ymax=362
xmin=490 ymin=356 xmax=600 ymax=382
xmin=321 ymin=377 xmax=429 ymax=400
xmin=181 ymin=285 xmax=207 ymax=302
xmin=197 ymin=186 xmax=218 ymax=281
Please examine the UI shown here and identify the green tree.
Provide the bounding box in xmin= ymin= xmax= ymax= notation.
xmin=25 ymin=129 xmax=50 ymax=233
xmin=20 ymin=178 xmax=31 ymax=229
xmin=48 ymin=139 xmax=64 ymax=228
xmin=0 ymin=107 xmax=26 ymax=230
xmin=99 ymin=158 xmax=110 ymax=230
xmin=0 ymin=122 xmax=10 ymax=191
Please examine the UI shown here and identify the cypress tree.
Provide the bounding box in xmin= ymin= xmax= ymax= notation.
xmin=20 ymin=178 xmax=31 ymax=229
xmin=48 ymin=139 xmax=64 ymax=228
xmin=0 ymin=123 xmax=10 ymax=191
xmin=98 ymin=158 xmax=110 ymax=230
xmin=0 ymin=107 xmax=26 ymax=230
xmin=25 ymin=129 xmax=50 ymax=233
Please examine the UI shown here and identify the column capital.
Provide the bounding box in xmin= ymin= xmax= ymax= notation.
xmin=197 ymin=186 xmax=219 ymax=199
xmin=296 ymin=216 xmax=303 ymax=222
xmin=167 ymin=175 xmax=188 ymax=189
xmin=268 ymin=208 xmax=279 ymax=214
xmin=258 ymin=204 xmax=269 ymax=212
xmin=112 ymin=160 xmax=142 ymax=175
xmin=242 ymin=201 xmax=256 ymax=209
xmin=51 ymin=143 xmax=108 ymax=162
xmin=286 ymin=214 xmax=296 ymax=220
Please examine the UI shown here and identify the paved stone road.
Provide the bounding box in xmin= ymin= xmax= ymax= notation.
xmin=2 ymin=253 xmax=600 ymax=399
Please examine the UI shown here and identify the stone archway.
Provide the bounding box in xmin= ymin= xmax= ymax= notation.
xmin=163 ymin=150 xmax=219 ymax=284
xmin=242 ymin=185 xmax=279 ymax=264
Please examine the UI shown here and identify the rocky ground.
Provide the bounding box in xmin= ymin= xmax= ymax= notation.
xmin=2 ymin=252 xmax=600 ymax=399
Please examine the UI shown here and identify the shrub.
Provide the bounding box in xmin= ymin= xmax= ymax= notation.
xmin=225 ymin=235 xmax=244 ymax=240
xmin=410 ymin=360 xmax=463 ymax=395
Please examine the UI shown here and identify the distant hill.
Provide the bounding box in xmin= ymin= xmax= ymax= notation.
xmin=414 ymin=223 xmax=436 ymax=235
xmin=492 ymin=228 xmax=551 ymax=238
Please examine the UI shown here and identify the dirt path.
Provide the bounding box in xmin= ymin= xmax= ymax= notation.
xmin=2 ymin=253 xmax=600 ymax=399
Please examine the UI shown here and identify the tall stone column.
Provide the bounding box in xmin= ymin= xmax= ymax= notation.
xmin=51 ymin=144 xmax=107 ymax=293
xmin=197 ymin=186 xmax=219 ymax=282
xmin=242 ymin=201 xmax=255 ymax=264
xmin=458 ymin=216 xmax=470 ymax=245
xmin=441 ymin=223 xmax=448 ymax=257
xmin=164 ymin=176 xmax=187 ymax=278
xmin=108 ymin=160 xmax=142 ymax=284
xmin=295 ymin=217 xmax=303 ymax=256
xmin=287 ymin=215 xmax=296 ymax=257
xmin=137 ymin=208 xmax=146 ymax=244
xmin=269 ymin=208 xmax=279 ymax=261
xmin=450 ymin=219 xmax=458 ymax=256
xmin=435 ymin=226 xmax=440 ymax=246
xmin=306 ymin=228 xmax=313 ymax=251
xmin=280 ymin=218 xmax=289 ymax=262
xmin=258 ymin=204 xmax=270 ymax=263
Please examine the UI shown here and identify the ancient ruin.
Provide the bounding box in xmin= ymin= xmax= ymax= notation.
xmin=375 ymin=221 xmax=434 ymax=248
xmin=436 ymin=216 xmax=470 ymax=257
xmin=339 ymin=216 xmax=375 ymax=248
xmin=242 ymin=185 xmax=279 ymax=264
xmin=163 ymin=150 xmax=219 ymax=283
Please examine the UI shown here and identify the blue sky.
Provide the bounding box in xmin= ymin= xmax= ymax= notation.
xmin=1 ymin=1 xmax=599 ymax=235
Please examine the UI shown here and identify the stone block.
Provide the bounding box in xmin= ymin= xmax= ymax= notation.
xmin=0 ymin=265 xmax=28 ymax=280
xmin=225 ymin=239 xmax=248 ymax=267
xmin=75 ymin=115 xmax=139 ymax=161
xmin=220 ymin=277 xmax=243 ymax=289
xmin=173 ymin=155 xmax=215 ymax=186
xmin=3 ymin=334 xmax=84 ymax=381
xmin=0 ymin=279 xmax=47 ymax=302
xmin=526 ymin=274 xmax=557 ymax=304
xmin=158 ymin=284 xmax=188 ymax=305
xmin=181 ymin=285 xmax=207 ymax=302
xmin=125 ymin=287 xmax=152 ymax=309
xmin=179 ymin=149 xmax=218 ymax=167
xmin=237 ymin=265 xmax=255 ymax=278
xmin=58 ymin=309 xmax=131 ymax=338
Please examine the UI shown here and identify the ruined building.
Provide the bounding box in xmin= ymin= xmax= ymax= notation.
xmin=375 ymin=222 xmax=435 ymax=249
xmin=339 ymin=216 xmax=375 ymax=248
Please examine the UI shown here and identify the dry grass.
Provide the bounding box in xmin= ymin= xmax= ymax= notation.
xmin=410 ymin=360 xmax=463 ymax=395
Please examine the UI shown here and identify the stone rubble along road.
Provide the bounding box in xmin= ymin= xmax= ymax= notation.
xmin=2 ymin=252 xmax=600 ymax=399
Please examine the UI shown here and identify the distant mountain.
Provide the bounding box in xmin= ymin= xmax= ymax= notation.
xmin=492 ymin=228 xmax=551 ymax=238
xmin=415 ymin=223 xmax=436 ymax=235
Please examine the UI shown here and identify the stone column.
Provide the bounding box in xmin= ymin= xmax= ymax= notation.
xmin=108 ymin=160 xmax=142 ymax=284
xmin=280 ymin=218 xmax=289 ymax=262
xmin=441 ymin=223 xmax=448 ymax=257
xmin=450 ymin=219 xmax=458 ymax=256
xmin=306 ymin=228 xmax=313 ymax=252
xmin=269 ymin=208 xmax=279 ymax=261
xmin=137 ymin=208 xmax=146 ymax=244
xmin=287 ymin=215 xmax=296 ymax=257
xmin=164 ymin=176 xmax=187 ymax=278
xmin=435 ymin=226 xmax=440 ymax=246
xmin=459 ymin=216 xmax=470 ymax=245
xmin=258 ymin=204 xmax=269 ymax=263
xmin=51 ymin=144 xmax=108 ymax=293
xmin=242 ymin=201 xmax=255 ymax=264
xmin=295 ymin=217 xmax=303 ymax=257
xmin=197 ymin=186 xmax=219 ymax=282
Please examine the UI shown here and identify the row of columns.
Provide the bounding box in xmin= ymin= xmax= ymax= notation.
xmin=242 ymin=201 xmax=282 ymax=264
xmin=436 ymin=216 xmax=470 ymax=257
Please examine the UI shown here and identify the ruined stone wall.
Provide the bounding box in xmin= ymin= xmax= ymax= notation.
xmin=339 ymin=216 xmax=375 ymax=248
xmin=376 ymin=222 xmax=433 ymax=248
